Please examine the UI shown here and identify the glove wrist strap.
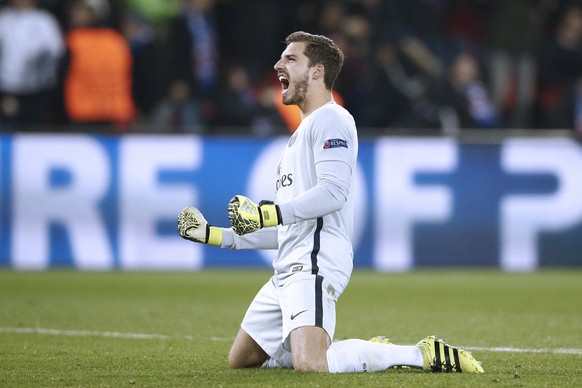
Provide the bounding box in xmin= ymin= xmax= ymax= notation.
xmin=207 ymin=226 xmax=223 ymax=246
xmin=259 ymin=204 xmax=281 ymax=228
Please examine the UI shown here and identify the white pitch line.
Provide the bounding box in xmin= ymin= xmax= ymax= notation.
xmin=468 ymin=346 xmax=582 ymax=355
xmin=1 ymin=327 xmax=581 ymax=355
xmin=0 ymin=327 xmax=232 ymax=342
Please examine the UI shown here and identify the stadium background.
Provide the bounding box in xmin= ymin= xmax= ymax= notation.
xmin=1 ymin=0 xmax=582 ymax=271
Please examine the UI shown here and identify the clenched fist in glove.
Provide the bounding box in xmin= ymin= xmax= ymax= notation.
xmin=177 ymin=207 xmax=223 ymax=246
xmin=228 ymin=195 xmax=282 ymax=236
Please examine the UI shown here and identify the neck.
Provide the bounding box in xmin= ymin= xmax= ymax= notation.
xmin=299 ymin=89 xmax=333 ymax=118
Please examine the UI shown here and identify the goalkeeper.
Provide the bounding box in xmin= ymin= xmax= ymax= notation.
xmin=178 ymin=31 xmax=483 ymax=374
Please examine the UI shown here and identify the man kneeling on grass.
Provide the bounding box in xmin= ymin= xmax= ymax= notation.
xmin=178 ymin=31 xmax=484 ymax=374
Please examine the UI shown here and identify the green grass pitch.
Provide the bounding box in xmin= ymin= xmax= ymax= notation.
xmin=1 ymin=269 xmax=581 ymax=387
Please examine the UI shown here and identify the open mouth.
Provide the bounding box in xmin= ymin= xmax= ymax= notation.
xmin=278 ymin=74 xmax=290 ymax=94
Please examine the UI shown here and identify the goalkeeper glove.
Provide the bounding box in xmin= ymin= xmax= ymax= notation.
xmin=177 ymin=207 xmax=222 ymax=246
xmin=228 ymin=195 xmax=282 ymax=236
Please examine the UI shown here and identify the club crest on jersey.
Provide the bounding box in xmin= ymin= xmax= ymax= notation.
xmin=323 ymin=138 xmax=348 ymax=149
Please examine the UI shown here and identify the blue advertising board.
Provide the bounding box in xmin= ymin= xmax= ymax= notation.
xmin=0 ymin=134 xmax=581 ymax=271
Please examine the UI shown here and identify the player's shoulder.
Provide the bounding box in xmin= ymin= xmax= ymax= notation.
xmin=313 ymin=102 xmax=355 ymax=127
xmin=318 ymin=101 xmax=352 ymax=116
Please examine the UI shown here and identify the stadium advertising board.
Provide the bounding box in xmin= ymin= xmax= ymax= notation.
xmin=0 ymin=134 xmax=581 ymax=271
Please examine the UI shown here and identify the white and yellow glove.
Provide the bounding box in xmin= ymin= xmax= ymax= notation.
xmin=228 ymin=195 xmax=281 ymax=236
xmin=177 ymin=207 xmax=222 ymax=246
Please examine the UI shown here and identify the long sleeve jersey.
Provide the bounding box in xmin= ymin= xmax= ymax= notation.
xmin=221 ymin=101 xmax=358 ymax=292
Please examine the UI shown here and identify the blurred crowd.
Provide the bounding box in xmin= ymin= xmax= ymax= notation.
xmin=1 ymin=0 xmax=582 ymax=136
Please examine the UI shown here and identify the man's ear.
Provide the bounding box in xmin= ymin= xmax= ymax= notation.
xmin=311 ymin=64 xmax=325 ymax=80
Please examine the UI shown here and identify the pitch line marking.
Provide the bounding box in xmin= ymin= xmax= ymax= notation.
xmin=1 ymin=327 xmax=582 ymax=355
xmin=468 ymin=346 xmax=582 ymax=355
xmin=0 ymin=327 xmax=231 ymax=342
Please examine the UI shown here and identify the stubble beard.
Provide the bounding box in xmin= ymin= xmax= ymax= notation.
xmin=282 ymin=71 xmax=309 ymax=106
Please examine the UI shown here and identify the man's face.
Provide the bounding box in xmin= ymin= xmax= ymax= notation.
xmin=274 ymin=42 xmax=311 ymax=106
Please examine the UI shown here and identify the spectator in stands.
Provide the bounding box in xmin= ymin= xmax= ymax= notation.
xmin=157 ymin=0 xmax=219 ymax=133
xmin=120 ymin=11 xmax=162 ymax=127
xmin=435 ymin=51 xmax=500 ymax=130
xmin=59 ymin=0 xmax=135 ymax=130
xmin=211 ymin=64 xmax=257 ymax=132
xmin=483 ymin=0 xmax=546 ymax=129
xmin=536 ymin=2 xmax=582 ymax=130
xmin=212 ymin=64 xmax=288 ymax=136
xmin=150 ymin=75 xmax=202 ymax=133
xmin=6 ymin=0 xmax=578 ymax=134
xmin=0 ymin=0 xmax=65 ymax=130
xmin=358 ymin=31 xmax=443 ymax=131
xmin=364 ymin=40 xmax=433 ymax=130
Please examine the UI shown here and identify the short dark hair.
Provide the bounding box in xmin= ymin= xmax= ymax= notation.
xmin=285 ymin=31 xmax=344 ymax=90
